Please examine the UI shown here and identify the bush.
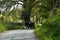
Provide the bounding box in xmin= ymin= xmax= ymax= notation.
xmin=0 ymin=22 xmax=6 ymax=32
xmin=0 ymin=21 xmax=24 ymax=32
xmin=35 ymin=14 xmax=60 ymax=40
xmin=6 ymin=23 xmax=24 ymax=30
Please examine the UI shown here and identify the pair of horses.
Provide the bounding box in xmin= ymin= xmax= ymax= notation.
xmin=25 ymin=21 xmax=35 ymax=29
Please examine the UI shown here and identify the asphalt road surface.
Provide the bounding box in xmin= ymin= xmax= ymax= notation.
xmin=0 ymin=29 xmax=36 ymax=40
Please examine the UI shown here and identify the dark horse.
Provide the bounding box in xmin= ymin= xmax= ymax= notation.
xmin=25 ymin=21 xmax=35 ymax=29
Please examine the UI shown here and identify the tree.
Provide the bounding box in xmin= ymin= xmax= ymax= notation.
xmin=0 ymin=0 xmax=40 ymax=21
xmin=0 ymin=0 xmax=23 ymax=11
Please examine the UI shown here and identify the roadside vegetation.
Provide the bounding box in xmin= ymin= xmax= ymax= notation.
xmin=35 ymin=8 xmax=60 ymax=40
xmin=0 ymin=0 xmax=60 ymax=40
xmin=35 ymin=13 xmax=60 ymax=40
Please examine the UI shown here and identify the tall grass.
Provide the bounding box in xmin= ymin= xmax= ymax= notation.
xmin=35 ymin=14 xmax=60 ymax=40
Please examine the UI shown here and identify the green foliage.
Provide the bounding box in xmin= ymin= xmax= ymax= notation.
xmin=0 ymin=21 xmax=24 ymax=32
xmin=0 ymin=22 xmax=6 ymax=32
xmin=5 ymin=23 xmax=24 ymax=30
xmin=0 ymin=7 xmax=24 ymax=32
xmin=1 ymin=8 xmax=21 ymax=22
xmin=35 ymin=14 xmax=60 ymax=40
